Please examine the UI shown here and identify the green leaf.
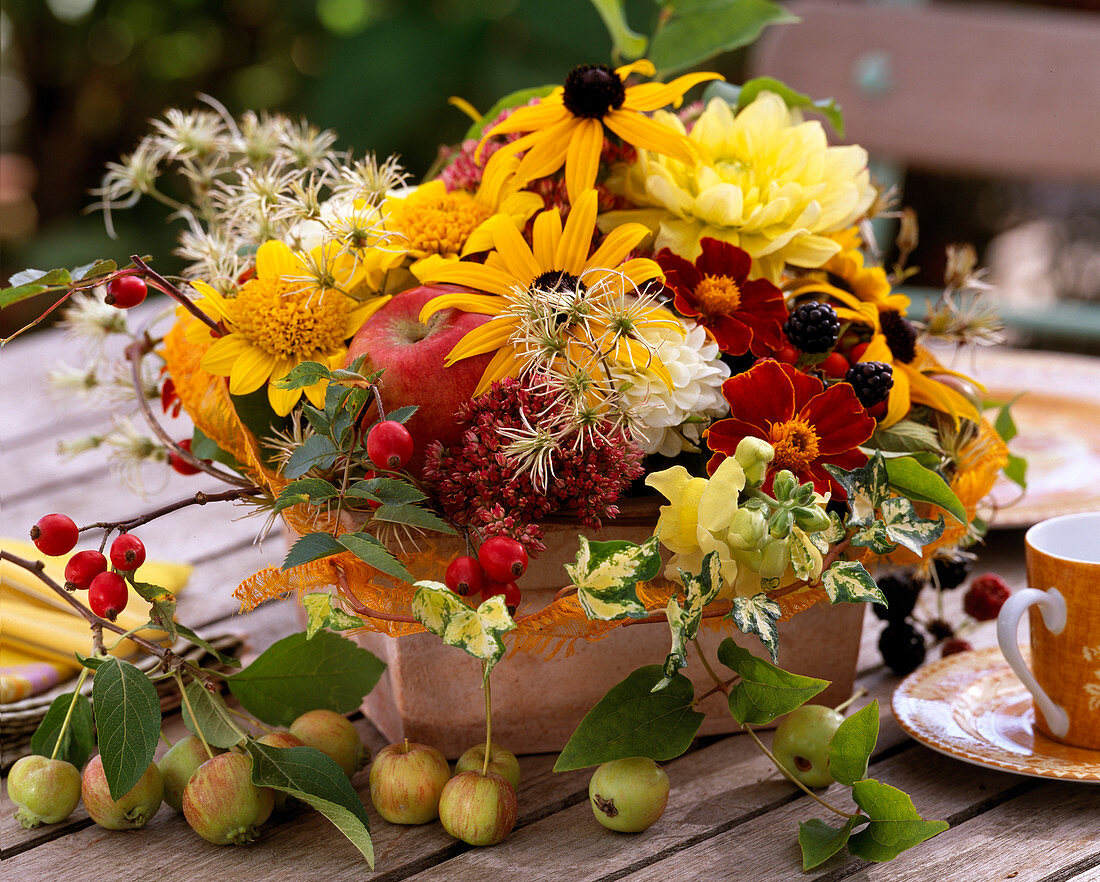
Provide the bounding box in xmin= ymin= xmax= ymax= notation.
xmin=283 ymin=434 xmax=340 ymax=479
xmin=788 ymin=526 xmax=821 ymax=581
xmin=799 ymin=815 xmax=865 ymax=870
xmin=371 ymin=503 xmax=457 ymax=534
xmin=190 ymin=427 xmax=243 ymax=471
xmin=7 ymin=266 xmax=72 ymax=289
xmin=564 ymin=535 xmax=662 ymax=621
xmin=336 ymin=531 xmax=414 ymax=582
xmin=554 ymin=666 xmax=705 ymax=771
xmin=283 ymin=531 xmax=345 ymax=569
xmin=0 ymin=281 xmax=52 ymax=308
xmin=723 ymin=76 xmax=844 ymax=136
xmin=821 ymin=561 xmax=887 ymax=607
xmin=129 ymin=581 xmax=177 ymax=640
xmin=827 ymin=700 xmax=879 ymax=786
xmin=181 ymin=679 xmax=244 ymax=749
xmin=727 ymin=593 xmax=782 ymax=662
xmin=588 ymin=0 xmax=648 ymax=60
xmin=385 ymin=404 xmax=419 ymax=424
xmin=462 ymin=85 xmax=557 ymax=141
xmin=825 ymin=454 xmax=889 ymax=527
xmin=718 ymin=640 xmax=829 ymax=726
xmin=91 ymin=657 xmax=162 ymax=799
xmin=275 ymin=360 xmax=333 ymax=390
xmin=868 ymin=419 xmax=945 ymax=457
xmin=301 ymin=404 xmax=331 ymax=436
xmin=412 ymin=581 xmax=516 ymax=677
xmin=848 ymin=779 xmax=949 ymax=861
xmin=884 ymin=456 xmax=967 ymax=524
xmin=246 ymin=741 xmax=373 ymax=867
xmin=173 ymin=623 xmax=241 ymax=667
xmin=302 ymin=592 xmax=365 ymax=638
xmin=991 ymin=394 xmax=1024 ymax=443
xmin=655 ymin=552 xmax=723 ymax=689
xmin=229 ymin=388 xmax=285 ymax=469
xmin=227 ymin=631 xmax=385 ymax=727
xmin=74 ymin=258 xmax=118 ymax=281
xmin=850 ymin=520 xmax=897 ymax=555
xmin=880 ymin=497 xmax=945 ymax=556
xmin=649 ymin=0 xmax=796 ymax=75
xmin=1003 ymin=452 xmax=1028 ymax=489
xmin=31 ymin=692 xmax=95 ymax=769
xmin=279 ymin=478 xmax=339 ymax=504
xmin=347 ymin=476 xmax=426 ymax=505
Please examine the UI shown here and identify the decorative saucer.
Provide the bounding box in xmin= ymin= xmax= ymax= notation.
xmin=892 ymin=646 xmax=1100 ymax=783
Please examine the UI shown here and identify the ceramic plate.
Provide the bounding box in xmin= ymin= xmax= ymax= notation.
xmin=930 ymin=346 xmax=1100 ymax=528
xmin=892 ymin=646 xmax=1100 ymax=783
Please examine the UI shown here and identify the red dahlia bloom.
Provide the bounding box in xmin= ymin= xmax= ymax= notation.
xmin=705 ymin=359 xmax=876 ymax=498
xmin=656 ymin=238 xmax=787 ymax=356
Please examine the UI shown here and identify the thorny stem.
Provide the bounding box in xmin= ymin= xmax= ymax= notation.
xmin=50 ymin=667 xmax=91 ymax=761
xmin=129 ymin=254 xmax=222 ymax=335
xmin=124 ymin=337 xmax=256 ymax=489
xmin=80 ymin=487 xmax=262 ymax=534
xmin=742 ymin=723 xmax=857 ymax=820
xmin=175 ymin=672 xmax=215 ymax=760
xmin=1 ymin=551 xmax=218 ymax=687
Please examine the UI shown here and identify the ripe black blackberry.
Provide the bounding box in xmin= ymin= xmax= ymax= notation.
xmin=933 ymin=557 xmax=972 ymax=590
xmin=879 ymin=622 xmax=927 ymax=675
xmin=879 ymin=309 xmax=917 ymax=364
xmin=845 ymin=361 xmax=894 ymax=408
xmin=782 ymin=301 xmax=840 ymax=353
xmin=872 ymin=574 xmax=921 ymax=623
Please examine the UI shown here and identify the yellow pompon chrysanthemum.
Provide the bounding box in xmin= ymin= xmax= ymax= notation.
xmin=383 ymin=175 xmax=543 ymax=280
xmin=603 ymin=92 xmax=877 ymax=282
xmin=418 ymin=188 xmax=680 ymax=409
xmin=478 ymin=61 xmax=722 ymax=203
xmin=185 ymin=239 xmax=380 ymax=416
xmin=785 ymin=235 xmax=982 ymax=428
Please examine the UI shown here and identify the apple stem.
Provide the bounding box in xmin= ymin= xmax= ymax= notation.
xmin=175 ymin=672 xmax=216 ymax=760
xmin=742 ymin=723 xmax=857 ymax=819
xmin=50 ymin=666 xmax=91 ymax=761
xmin=693 ymin=639 xmax=730 ymax=695
xmin=833 ymin=687 xmax=868 ymax=715
xmin=482 ymin=663 xmax=492 ymax=778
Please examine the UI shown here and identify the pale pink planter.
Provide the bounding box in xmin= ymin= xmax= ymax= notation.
xmin=351 ymin=503 xmax=865 ymax=758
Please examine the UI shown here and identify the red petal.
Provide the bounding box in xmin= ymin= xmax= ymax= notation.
xmin=655 ymin=249 xmax=701 ymax=291
xmin=801 ymin=385 xmax=876 ymax=454
xmin=778 ymin=362 xmax=826 ymax=411
xmin=710 ymin=315 xmax=753 ymax=355
xmin=697 ymin=237 xmax=751 ymax=283
xmin=672 ymin=289 xmax=703 ymax=320
xmin=721 ymin=359 xmax=796 ymax=428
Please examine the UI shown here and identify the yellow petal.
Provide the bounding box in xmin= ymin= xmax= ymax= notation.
xmin=906 ymin=365 xmax=981 ymax=425
xmin=345 ymin=294 xmax=391 ymax=336
xmin=303 ymin=378 xmax=329 ymax=409
xmin=556 ymin=189 xmax=599 ymax=275
xmin=200 ymin=334 xmax=251 ymax=376
xmin=532 ymin=208 xmax=564 ymax=268
xmin=444 ymin=318 xmax=516 ymax=365
xmin=488 ymin=217 xmax=540 ymax=285
xmin=586 ymin=222 xmax=652 ymax=270
xmin=623 ymin=72 xmax=723 ymax=112
xmin=614 ymin=59 xmax=656 ymax=80
xmin=473 ymin=345 xmax=524 ymax=396
xmin=268 ymin=358 xmax=306 ymax=416
xmin=255 ymin=239 xmax=300 ymax=280
xmin=419 ymin=291 xmax=508 ymax=324
xmin=480 ymin=101 xmax=568 ymax=140
xmin=228 ymin=346 xmax=277 ymax=396
xmin=421 ymin=262 xmax=516 ymax=298
xmin=513 ymin=117 xmax=577 ymax=187
xmin=564 ymin=117 xmax=605 ymax=203
xmin=189 ymin=280 xmax=234 ymax=323
xmin=604 ymin=110 xmax=697 ymax=165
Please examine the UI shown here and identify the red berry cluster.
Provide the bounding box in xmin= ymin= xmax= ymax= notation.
xmin=31 ymin=513 xmax=147 ymax=622
xmin=963 ymin=573 xmax=1011 ymax=621
xmin=444 ymin=536 xmax=529 ymax=611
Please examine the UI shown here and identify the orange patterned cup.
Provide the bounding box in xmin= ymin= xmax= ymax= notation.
xmin=998 ymin=511 xmax=1100 ymax=750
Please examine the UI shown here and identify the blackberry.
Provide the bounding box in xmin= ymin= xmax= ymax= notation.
xmin=845 ymin=361 xmax=894 ymax=408
xmin=872 ymin=574 xmax=921 ymax=623
xmin=782 ymin=301 xmax=840 ymax=353
xmin=879 ymin=309 xmax=917 ymax=364
xmin=933 ymin=557 xmax=972 ymax=590
xmin=926 ymin=618 xmax=954 ymax=641
xmin=878 ymin=622 xmax=926 ymax=675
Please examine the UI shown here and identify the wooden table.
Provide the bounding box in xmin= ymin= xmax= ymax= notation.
xmin=3 ymin=317 xmax=1099 ymax=881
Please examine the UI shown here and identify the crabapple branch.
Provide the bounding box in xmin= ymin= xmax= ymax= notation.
xmin=79 ymin=487 xmax=263 ymax=534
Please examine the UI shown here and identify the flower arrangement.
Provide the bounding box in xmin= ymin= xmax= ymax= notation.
xmin=2 ymin=2 xmax=1016 ymax=870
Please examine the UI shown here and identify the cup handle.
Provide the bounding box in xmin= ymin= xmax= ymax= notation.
xmin=996 ymin=588 xmax=1070 ymax=738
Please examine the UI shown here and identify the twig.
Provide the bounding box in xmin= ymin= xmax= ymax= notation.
xmin=334 ymin=566 xmax=418 ymax=624
xmin=622 ymin=604 xmax=732 ymax=628
xmin=80 ymin=487 xmax=263 ymax=534
xmin=130 ymin=254 xmax=222 ymax=336
xmin=693 ymin=638 xmax=728 ymax=693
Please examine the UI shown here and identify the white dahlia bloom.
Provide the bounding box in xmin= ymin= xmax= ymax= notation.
xmin=612 ymin=316 xmax=730 ymax=457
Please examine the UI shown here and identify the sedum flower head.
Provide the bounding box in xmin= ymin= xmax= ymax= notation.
xmin=608 ymin=93 xmax=877 ymax=282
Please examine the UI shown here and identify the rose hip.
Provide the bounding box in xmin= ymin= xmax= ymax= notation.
xmin=110 ymin=533 xmax=146 ymax=571
xmin=478 ymin=536 xmax=528 ymax=582
xmin=30 ymin=513 xmax=79 ymax=556
xmin=366 ymin=420 xmax=414 ymax=469
xmin=64 ymin=549 xmax=108 ymax=590
xmin=89 ymin=571 xmax=129 ymax=620
xmin=106 ymin=274 xmax=148 ymax=308
xmin=446 ymin=555 xmax=485 ymax=596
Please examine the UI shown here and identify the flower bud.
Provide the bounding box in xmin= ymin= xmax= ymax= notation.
xmin=734 ymin=437 xmax=774 ymax=486
xmin=768 ymin=508 xmax=793 ymax=539
xmin=772 ymin=470 xmax=797 ymax=501
xmin=727 ymin=507 xmax=766 ymax=550
xmin=793 ymin=505 xmax=832 ymax=534
xmin=759 ymin=539 xmax=791 ymax=579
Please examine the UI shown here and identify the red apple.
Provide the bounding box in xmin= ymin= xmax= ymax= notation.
xmin=345 ymin=284 xmax=493 ymax=474
xmin=369 ymin=740 xmax=451 ymax=824
xmin=438 ymin=770 xmax=517 ymax=846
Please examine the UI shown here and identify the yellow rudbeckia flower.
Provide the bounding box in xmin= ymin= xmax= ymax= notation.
xmin=479 ymin=60 xmax=721 ymax=203
xmin=419 ymin=189 xmax=681 ymax=406
xmin=186 ymin=239 xmax=381 ymax=416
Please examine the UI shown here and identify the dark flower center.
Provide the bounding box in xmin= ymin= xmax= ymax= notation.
xmin=532 ymin=270 xmax=585 ymax=295
xmin=879 ymin=309 xmax=917 ymax=364
xmin=562 ymin=64 xmax=626 ymax=119
xmin=531 ymin=270 xmax=589 ymax=327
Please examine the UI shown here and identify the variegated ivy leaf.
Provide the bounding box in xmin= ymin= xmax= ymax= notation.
xmin=727 ymin=593 xmax=782 ymax=662
xmin=565 ymin=535 xmax=661 ymax=621
xmin=412 ymin=581 xmax=516 ymax=680
xmin=880 ymin=497 xmax=946 ymax=556
xmin=653 ymin=552 xmax=724 ymax=691
xmin=825 ymin=454 xmax=889 ymax=527
xmin=850 ymin=519 xmax=898 ymax=555
xmin=810 ymin=511 xmax=847 ymax=554
xmin=302 ymin=593 xmax=365 ymax=639
xmin=821 ymin=561 xmax=887 ymax=607
xmin=788 ymin=527 xmax=820 ymax=581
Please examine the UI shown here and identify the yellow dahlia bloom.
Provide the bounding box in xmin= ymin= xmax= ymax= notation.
xmin=382 ymin=176 xmax=543 ymax=280
xmin=605 ymin=92 xmax=877 ymax=282
xmin=479 ymin=60 xmax=721 ymax=203
xmin=185 ymin=239 xmax=379 ymax=416
xmin=419 ymin=188 xmax=679 ymax=405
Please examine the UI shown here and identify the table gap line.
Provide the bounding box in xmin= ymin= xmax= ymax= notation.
xmin=1039 ymin=851 xmax=1100 ymax=882
xmin=0 ymin=817 xmax=94 ymax=861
